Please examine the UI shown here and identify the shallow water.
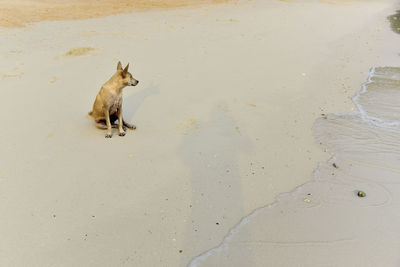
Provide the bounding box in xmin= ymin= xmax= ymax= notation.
xmin=188 ymin=68 xmax=400 ymax=266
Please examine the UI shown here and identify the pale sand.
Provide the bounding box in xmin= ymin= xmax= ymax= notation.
xmin=0 ymin=0 xmax=399 ymax=266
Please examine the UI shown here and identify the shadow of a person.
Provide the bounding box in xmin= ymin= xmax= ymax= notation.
xmin=178 ymin=102 xmax=253 ymax=266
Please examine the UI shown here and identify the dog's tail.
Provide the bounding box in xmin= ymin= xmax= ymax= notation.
xmin=87 ymin=111 xmax=94 ymax=120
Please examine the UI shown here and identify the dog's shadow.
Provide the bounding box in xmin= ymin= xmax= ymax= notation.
xmin=123 ymin=82 xmax=160 ymax=122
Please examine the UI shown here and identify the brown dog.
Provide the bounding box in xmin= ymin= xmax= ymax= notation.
xmin=88 ymin=61 xmax=139 ymax=138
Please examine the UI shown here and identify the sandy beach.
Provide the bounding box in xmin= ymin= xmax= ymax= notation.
xmin=1 ymin=0 xmax=400 ymax=266
xmin=0 ymin=0 xmax=232 ymax=28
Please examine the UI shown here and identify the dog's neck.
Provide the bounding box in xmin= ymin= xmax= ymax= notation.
xmin=114 ymin=84 xmax=126 ymax=93
xmin=107 ymin=73 xmax=127 ymax=93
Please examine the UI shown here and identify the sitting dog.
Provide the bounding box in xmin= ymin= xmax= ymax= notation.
xmin=88 ymin=61 xmax=139 ymax=138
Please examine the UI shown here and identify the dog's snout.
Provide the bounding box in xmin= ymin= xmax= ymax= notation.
xmin=132 ymin=80 xmax=139 ymax=86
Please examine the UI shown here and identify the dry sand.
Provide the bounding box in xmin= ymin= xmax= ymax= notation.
xmin=0 ymin=0 xmax=232 ymax=28
xmin=0 ymin=0 xmax=400 ymax=266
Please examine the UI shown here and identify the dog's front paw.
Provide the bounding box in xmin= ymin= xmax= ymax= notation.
xmin=119 ymin=131 xmax=126 ymax=137
xmin=105 ymin=133 xmax=113 ymax=138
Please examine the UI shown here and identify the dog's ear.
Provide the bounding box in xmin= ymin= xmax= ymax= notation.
xmin=117 ymin=61 xmax=123 ymax=71
xmin=122 ymin=63 xmax=129 ymax=77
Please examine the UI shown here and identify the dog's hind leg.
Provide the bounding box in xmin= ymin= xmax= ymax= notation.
xmin=96 ymin=119 xmax=118 ymax=130
xmin=96 ymin=121 xmax=119 ymax=129
xmin=96 ymin=120 xmax=119 ymax=129
xmin=95 ymin=121 xmax=108 ymax=129
xmin=123 ymin=119 xmax=136 ymax=130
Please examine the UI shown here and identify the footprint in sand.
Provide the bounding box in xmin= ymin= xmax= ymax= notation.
xmin=55 ymin=47 xmax=96 ymax=59
xmin=64 ymin=47 xmax=95 ymax=57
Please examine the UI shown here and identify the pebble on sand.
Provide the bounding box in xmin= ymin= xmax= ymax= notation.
xmin=357 ymin=191 xmax=366 ymax=197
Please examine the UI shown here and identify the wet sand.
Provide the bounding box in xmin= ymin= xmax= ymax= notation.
xmin=191 ymin=67 xmax=400 ymax=267
xmin=0 ymin=0 xmax=400 ymax=266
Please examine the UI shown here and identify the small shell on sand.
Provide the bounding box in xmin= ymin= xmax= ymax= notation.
xmin=357 ymin=191 xmax=366 ymax=197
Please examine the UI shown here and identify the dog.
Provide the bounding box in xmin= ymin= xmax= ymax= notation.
xmin=88 ymin=61 xmax=139 ymax=138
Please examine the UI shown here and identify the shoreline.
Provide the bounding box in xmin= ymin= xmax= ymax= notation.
xmin=190 ymin=5 xmax=400 ymax=266
xmin=190 ymin=65 xmax=400 ymax=266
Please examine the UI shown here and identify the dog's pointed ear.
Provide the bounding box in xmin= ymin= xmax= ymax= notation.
xmin=117 ymin=61 xmax=123 ymax=71
xmin=122 ymin=63 xmax=129 ymax=77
